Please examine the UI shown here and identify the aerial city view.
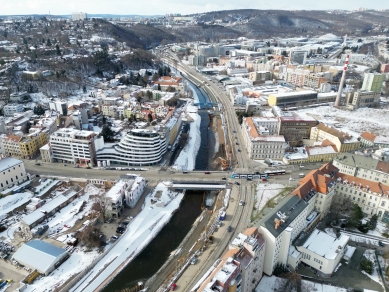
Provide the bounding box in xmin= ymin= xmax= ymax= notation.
xmin=1 ymin=1 xmax=389 ymax=291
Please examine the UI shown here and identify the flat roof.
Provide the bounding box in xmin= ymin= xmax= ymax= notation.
xmin=300 ymin=229 xmax=349 ymax=260
xmin=12 ymin=239 xmax=68 ymax=274
xmin=259 ymin=195 xmax=310 ymax=238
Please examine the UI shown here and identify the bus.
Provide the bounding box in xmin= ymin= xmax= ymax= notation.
xmin=265 ymin=169 xmax=286 ymax=176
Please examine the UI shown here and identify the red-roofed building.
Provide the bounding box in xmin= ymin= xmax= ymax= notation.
xmin=242 ymin=117 xmax=285 ymax=160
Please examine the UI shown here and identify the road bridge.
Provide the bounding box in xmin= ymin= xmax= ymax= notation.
xmin=170 ymin=181 xmax=227 ymax=191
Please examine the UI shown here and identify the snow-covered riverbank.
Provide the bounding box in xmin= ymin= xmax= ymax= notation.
xmin=70 ymin=183 xmax=184 ymax=292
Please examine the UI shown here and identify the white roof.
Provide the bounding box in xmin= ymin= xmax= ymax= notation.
xmin=302 ymin=229 xmax=349 ymax=260
xmin=12 ymin=239 xmax=68 ymax=274
xmin=306 ymin=145 xmax=337 ymax=155
xmin=0 ymin=157 xmax=22 ymax=172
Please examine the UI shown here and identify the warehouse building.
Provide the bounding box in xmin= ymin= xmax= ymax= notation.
xmin=12 ymin=240 xmax=69 ymax=275
xmin=268 ymin=90 xmax=318 ymax=108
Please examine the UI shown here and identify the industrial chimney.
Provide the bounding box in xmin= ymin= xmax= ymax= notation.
xmin=334 ymin=54 xmax=349 ymax=107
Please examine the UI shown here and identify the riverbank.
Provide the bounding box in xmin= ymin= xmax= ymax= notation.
xmin=70 ymin=183 xmax=185 ymax=292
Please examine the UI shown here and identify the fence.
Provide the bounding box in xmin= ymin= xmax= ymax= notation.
xmin=375 ymin=250 xmax=388 ymax=292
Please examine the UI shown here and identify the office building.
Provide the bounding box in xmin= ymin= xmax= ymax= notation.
xmin=268 ymin=91 xmax=318 ymax=108
xmin=96 ymin=128 xmax=168 ymax=166
xmin=346 ymin=90 xmax=380 ymax=109
xmin=50 ymin=128 xmax=104 ymax=166
xmin=278 ymin=114 xmax=318 ymax=147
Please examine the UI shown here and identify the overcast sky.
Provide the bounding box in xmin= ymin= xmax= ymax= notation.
xmin=1 ymin=0 xmax=386 ymax=16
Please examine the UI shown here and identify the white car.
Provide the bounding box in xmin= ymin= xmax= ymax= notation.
xmin=239 ymin=200 xmax=244 ymax=206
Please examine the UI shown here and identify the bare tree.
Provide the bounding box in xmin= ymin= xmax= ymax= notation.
xmin=75 ymin=224 xmax=104 ymax=248
xmin=91 ymin=195 xmax=112 ymax=222
xmin=331 ymin=195 xmax=353 ymax=221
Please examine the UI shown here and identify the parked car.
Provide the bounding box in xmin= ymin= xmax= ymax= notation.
xmin=191 ymin=257 xmax=198 ymax=265
xmin=238 ymin=149 xmax=241 ymax=152
xmin=111 ymin=235 xmax=118 ymax=241
xmin=170 ymin=283 xmax=177 ymax=291
xmin=239 ymin=200 xmax=244 ymax=206
xmin=204 ymin=171 xmax=211 ymax=174
xmin=222 ymin=177 xmax=227 ymax=180
xmin=234 ymin=182 xmax=240 ymax=186
xmin=236 ymin=142 xmax=239 ymax=145
xmin=379 ymin=241 xmax=385 ymax=247
xmin=227 ymin=226 xmax=232 ymax=232
xmin=262 ymin=178 xmax=267 ymax=182
xmin=35 ymin=163 xmax=41 ymax=166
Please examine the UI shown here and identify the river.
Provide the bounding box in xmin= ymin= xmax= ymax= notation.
xmin=103 ymin=77 xmax=214 ymax=292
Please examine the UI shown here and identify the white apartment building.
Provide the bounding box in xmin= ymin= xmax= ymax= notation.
xmin=242 ymin=117 xmax=285 ymax=160
xmin=96 ymin=128 xmax=168 ymax=166
xmin=294 ymin=229 xmax=349 ymax=277
xmin=50 ymin=129 xmax=104 ymax=166
xmin=229 ymin=228 xmax=266 ymax=292
xmin=3 ymin=103 xmax=24 ymax=117
xmin=0 ymin=157 xmax=28 ymax=192
xmin=259 ymin=193 xmax=317 ymax=275
xmin=124 ymin=175 xmax=146 ymax=208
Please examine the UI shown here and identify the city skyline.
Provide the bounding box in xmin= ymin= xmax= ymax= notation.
xmin=0 ymin=0 xmax=387 ymax=16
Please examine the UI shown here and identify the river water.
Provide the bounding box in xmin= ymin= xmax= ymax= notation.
xmin=103 ymin=78 xmax=214 ymax=292
xmin=103 ymin=192 xmax=204 ymax=291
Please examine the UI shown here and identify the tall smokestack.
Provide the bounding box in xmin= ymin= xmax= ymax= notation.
xmin=334 ymin=54 xmax=349 ymax=107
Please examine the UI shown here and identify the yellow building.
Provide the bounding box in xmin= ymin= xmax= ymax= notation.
xmin=19 ymin=130 xmax=48 ymax=159
xmin=310 ymin=123 xmax=360 ymax=153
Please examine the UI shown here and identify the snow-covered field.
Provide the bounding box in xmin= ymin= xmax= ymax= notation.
xmin=255 ymin=275 xmax=347 ymax=292
xmin=362 ymin=250 xmax=384 ymax=290
xmin=172 ymin=105 xmax=201 ymax=171
xmin=71 ymin=182 xmax=184 ymax=292
xmin=255 ymin=184 xmax=285 ymax=212
xmin=0 ymin=192 xmax=32 ymax=218
xmin=294 ymin=106 xmax=389 ymax=137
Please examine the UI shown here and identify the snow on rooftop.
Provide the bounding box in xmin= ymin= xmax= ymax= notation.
xmin=0 ymin=192 xmax=32 ymax=218
xmin=172 ymin=105 xmax=200 ymax=171
xmin=72 ymin=182 xmax=184 ymax=292
xmin=302 ymin=229 xmax=349 ymax=260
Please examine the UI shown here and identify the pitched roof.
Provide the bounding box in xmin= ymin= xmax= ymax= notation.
xmin=335 ymin=172 xmax=389 ymax=196
xmin=292 ymin=163 xmax=338 ymax=198
xmin=317 ymin=123 xmax=352 ymax=143
xmin=360 ymin=131 xmax=376 ymax=142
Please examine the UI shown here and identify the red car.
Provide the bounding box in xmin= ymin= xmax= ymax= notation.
xmin=170 ymin=283 xmax=177 ymax=291
xmin=204 ymin=171 xmax=211 ymax=174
